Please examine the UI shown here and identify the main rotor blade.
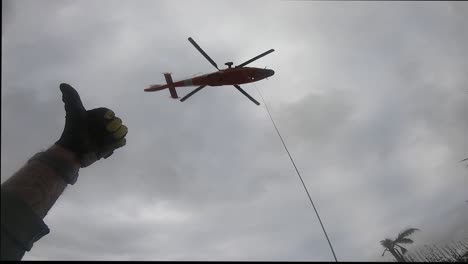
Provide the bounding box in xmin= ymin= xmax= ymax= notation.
xmin=180 ymin=85 xmax=207 ymax=102
xmin=188 ymin=37 xmax=219 ymax=70
xmin=233 ymin=85 xmax=260 ymax=106
xmin=236 ymin=49 xmax=275 ymax=68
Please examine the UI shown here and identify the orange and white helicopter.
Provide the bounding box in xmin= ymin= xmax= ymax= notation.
xmin=144 ymin=37 xmax=275 ymax=105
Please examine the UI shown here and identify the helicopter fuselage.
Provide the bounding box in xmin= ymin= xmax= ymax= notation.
xmin=144 ymin=67 xmax=275 ymax=92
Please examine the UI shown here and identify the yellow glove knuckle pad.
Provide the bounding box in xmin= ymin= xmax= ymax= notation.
xmin=106 ymin=117 xmax=122 ymax=132
xmin=116 ymin=138 xmax=127 ymax=148
xmin=113 ymin=125 xmax=128 ymax=139
xmin=104 ymin=110 xmax=115 ymax=120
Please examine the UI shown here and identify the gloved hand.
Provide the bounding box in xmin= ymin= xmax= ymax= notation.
xmin=55 ymin=83 xmax=127 ymax=168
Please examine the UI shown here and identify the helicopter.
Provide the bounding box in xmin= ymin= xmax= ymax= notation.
xmin=144 ymin=37 xmax=275 ymax=105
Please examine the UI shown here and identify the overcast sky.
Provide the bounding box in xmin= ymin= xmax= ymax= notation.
xmin=2 ymin=0 xmax=467 ymax=261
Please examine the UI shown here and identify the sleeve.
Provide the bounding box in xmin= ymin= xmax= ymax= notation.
xmin=1 ymin=189 xmax=50 ymax=260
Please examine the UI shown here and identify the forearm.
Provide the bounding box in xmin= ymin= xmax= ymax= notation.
xmin=2 ymin=145 xmax=80 ymax=219
xmin=1 ymin=145 xmax=80 ymax=260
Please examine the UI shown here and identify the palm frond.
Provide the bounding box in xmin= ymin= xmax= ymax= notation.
xmin=462 ymin=157 xmax=468 ymax=167
xmin=381 ymin=239 xmax=394 ymax=248
xmin=397 ymin=228 xmax=419 ymax=240
xmin=400 ymin=247 xmax=408 ymax=255
xmin=395 ymin=244 xmax=408 ymax=255
xmin=395 ymin=238 xmax=414 ymax=244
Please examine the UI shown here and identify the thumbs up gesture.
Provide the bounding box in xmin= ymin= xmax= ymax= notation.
xmin=56 ymin=83 xmax=127 ymax=168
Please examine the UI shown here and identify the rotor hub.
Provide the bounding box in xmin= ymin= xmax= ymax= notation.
xmin=225 ymin=62 xmax=234 ymax=68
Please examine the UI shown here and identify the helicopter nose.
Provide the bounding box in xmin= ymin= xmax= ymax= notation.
xmin=267 ymin=69 xmax=275 ymax=77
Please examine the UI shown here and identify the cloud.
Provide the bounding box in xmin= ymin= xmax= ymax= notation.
xmin=2 ymin=0 xmax=467 ymax=261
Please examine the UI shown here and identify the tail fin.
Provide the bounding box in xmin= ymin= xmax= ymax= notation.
xmin=144 ymin=73 xmax=178 ymax=99
xmin=164 ymin=73 xmax=178 ymax=99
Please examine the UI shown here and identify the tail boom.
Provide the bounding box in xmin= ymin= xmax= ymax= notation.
xmin=144 ymin=73 xmax=201 ymax=95
xmin=143 ymin=73 xmax=178 ymax=98
xmin=144 ymin=84 xmax=168 ymax=92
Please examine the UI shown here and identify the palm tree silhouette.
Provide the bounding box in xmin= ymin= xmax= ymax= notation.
xmin=381 ymin=228 xmax=419 ymax=262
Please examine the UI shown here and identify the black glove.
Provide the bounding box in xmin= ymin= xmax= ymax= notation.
xmin=55 ymin=83 xmax=128 ymax=168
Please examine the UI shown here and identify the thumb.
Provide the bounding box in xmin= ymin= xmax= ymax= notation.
xmin=60 ymin=83 xmax=86 ymax=114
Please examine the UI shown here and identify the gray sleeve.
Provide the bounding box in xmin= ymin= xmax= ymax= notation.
xmin=1 ymin=189 xmax=50 ymax=260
